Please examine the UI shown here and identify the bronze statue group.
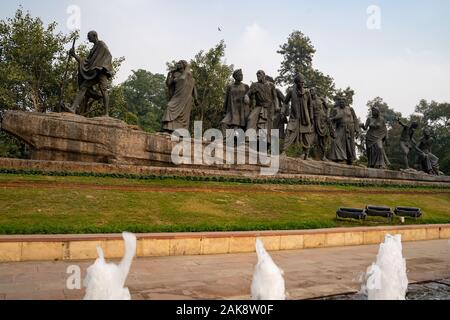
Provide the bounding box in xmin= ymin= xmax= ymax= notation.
xmin=65 ymin=31 xmax=442 ymax=176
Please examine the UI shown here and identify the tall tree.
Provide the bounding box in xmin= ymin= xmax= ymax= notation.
xmin=189 ymin=40 xmax=234 ymax=130
xmin=334 ymin=87 xmax=355 ymax=106
xmin=0 ymin=8 xmax=76 ymax=113
xmin=415 ymin=99 xmax=450 ymax=127
xmin=120 ymin=69 xmax=167 ymax=132
xmin=276 ymin=30 xmax=335 ymax=99
xmin=0 ymin=8 xmax=74 ymax=158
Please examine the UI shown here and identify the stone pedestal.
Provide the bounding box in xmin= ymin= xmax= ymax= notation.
xmin=1 ymin=110 xmax=449 ymax=184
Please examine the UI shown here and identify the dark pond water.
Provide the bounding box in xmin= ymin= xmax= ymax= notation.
xmin=318 ymin=279 xmax=450 ymax=300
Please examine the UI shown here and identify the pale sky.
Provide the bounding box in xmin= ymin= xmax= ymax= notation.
xmin=2 ymin=0 xmax=450 ymax=120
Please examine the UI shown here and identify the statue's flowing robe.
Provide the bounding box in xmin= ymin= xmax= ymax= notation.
xmin=221 ymin=83 xmax=250 ymax=128
xmin=312 ymin=97 xmax=328 ymax=137
xmin=162 ymin=69 xmax=196 ymax=132
xmin=272 ymin=89 xmax=287 ymax=139
xmin=365 ymin=116 xmax=390 ymax=168
xmin=79 ymin=41 xmax=113 ymax=81
xmin=283 ymin=86 xmax=314 ymax=151
xmin=311 ymin=97 xmax=330 ymax=157
xmin=246 ymin=82 xmax=278 ymax=133
xmin=328 ymin=106 xmax=358 ymax=162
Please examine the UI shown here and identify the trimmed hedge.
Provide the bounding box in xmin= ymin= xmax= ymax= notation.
xmin=0 ymin=167 xmax=448 ymax=190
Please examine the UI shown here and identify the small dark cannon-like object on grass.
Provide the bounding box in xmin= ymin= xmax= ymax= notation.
xmin=336 ymin=208 xmax=367 ymax=220
xmin=395 ymin=207 xmax=422 ymax=219
xmin=365 ymin=205 xmax=394 ymax=219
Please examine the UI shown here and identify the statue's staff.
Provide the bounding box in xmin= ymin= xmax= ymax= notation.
xmin=57 ymin=37 xmax=77 ymax=112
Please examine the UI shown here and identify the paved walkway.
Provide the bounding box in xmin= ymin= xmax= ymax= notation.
xmin=0 ymin=240 xmax=449 ymax=300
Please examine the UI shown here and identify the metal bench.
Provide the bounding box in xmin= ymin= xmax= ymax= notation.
xmin=336 ymin=208 xmax=367 ymax=220
xmin=365 ymin=205 xmax=394 ymax=220
xmin=394 ymin=207 xmax=422 ymax=219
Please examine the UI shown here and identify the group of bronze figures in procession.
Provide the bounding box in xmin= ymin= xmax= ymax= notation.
xmin=63 ymin=32 xmax=442 ymax=176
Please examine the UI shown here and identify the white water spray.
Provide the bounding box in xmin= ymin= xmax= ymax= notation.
xmin=83 ymin=232 xmax=137 ymax=300
xmin=362 ymin=234 xmax=408 ymax=300
xmin=251 ymin=239 xmax=286 ymax=300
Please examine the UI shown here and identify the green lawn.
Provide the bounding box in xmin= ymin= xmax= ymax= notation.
xmin=0 ymin=174 xmax=449 ymax=234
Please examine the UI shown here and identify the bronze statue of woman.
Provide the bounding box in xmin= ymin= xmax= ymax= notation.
xmin=360 ymin=106 xmax=390 ymax=169
xmin=162 ymin=60 xmax=199 ymax=133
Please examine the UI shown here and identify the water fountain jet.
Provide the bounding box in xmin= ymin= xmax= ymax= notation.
xmin=362 ymin=234 xmax=408 ymax=300
xmin=83 ymin=232 xmax=137 ymax=300
xmin=251 ymin=239 xmax=286 ymax=300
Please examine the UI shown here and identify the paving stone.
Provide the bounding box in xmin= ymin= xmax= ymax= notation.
xmin=0 ymin=239 xmax=449 ymax=300
xmin=0 ymin=274 xmax=14 ymax=284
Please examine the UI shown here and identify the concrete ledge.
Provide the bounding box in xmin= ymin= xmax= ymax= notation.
xmin=0 ymin=224 xmax=449 ymax=262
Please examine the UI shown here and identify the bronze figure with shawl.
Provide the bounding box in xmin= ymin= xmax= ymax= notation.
xmin=69 ymin=31 xmax=113 ymax=116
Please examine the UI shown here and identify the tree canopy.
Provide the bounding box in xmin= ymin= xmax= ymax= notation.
xmin=276 ymin=30 xmax=336 ymax=99
xmin=189 ymin=40 xmax=234 ymax=130
xmin=0 ymin=8 xmax=75 ymax=113
xmin=119 ymin=69 xmax=167 ymax=132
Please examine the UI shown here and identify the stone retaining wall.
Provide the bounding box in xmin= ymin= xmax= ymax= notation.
xmin=1 ymin=158 xmax=450 ymax=187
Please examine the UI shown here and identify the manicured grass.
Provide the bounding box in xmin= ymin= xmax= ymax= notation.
xmin=0 ymin=174 xmax=449 ymax=235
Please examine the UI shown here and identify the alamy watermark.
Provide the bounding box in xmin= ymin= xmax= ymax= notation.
xmin=66 ymin=265 xmax=81 ymax=290
xmin=66 ymin=5 xmax=81 ymax=31
xmin=170 ymin=122 xmax=280 ymax=176
xmin=367 ymin=5 xmax=382 ymax=30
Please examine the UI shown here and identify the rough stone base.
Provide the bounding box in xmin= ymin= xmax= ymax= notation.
xmin=1 ymin=111 xmax=449 ymax=185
